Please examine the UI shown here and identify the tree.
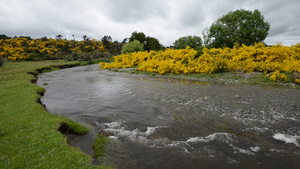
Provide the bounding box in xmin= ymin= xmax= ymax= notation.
xmin=203 ymin=9 xmax=270 ymax=48
xmin=19 ymin=36 xmax=32 ymax=40
xmin=110 ymin=41 xmax=122 ymax=55
xmin=101 ymin=35 xmax=112 ymax=51
xmin=40 ymin=36 xmax=48 ymax=42
xmin=56 ymin=35 xmax=63 ymax=40
xmin=129 ymin=31 xmax=146 ymax=44
xmin=100 ymin=36 xmax=122 ymax=55
xmin=121 ymin=40 xmax=144 ymax=54
xmin=83 ymin=35 xmax=90 ymax=41
xmin=145 ymin=36 xmax=162 ymax=51
xmin=173 ymin=36 xmax=202 ymax=50
xmin=122 ymin=38 xmax=129 ymax=44
xmin=101 ymin=35 xmax=112 ymax=47
xmin=129 ymin=31 xmax=162 ymax=51
xmin=0 ymin=34 xmax=11 ymax=40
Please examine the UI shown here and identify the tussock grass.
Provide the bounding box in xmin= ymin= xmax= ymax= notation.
xmin=93 ymin=134 xmax=109 ymax=158
xmin=0 ymin=61 xmax=107 ymax=168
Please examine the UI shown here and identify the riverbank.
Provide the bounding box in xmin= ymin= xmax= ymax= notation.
xmin=106 ymin=67 xmax=300 ymax=89
xmin=1 ymin=61 xmax=298 ymax=168
xmin=0 ymin=61 xmax=108 ymax=169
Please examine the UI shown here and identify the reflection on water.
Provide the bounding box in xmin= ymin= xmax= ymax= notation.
xmin=38 ymin=64 xmax=300 ymax=169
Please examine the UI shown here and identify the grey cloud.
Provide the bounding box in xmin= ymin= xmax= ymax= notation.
xmin=176 ymin=2 xmax=205 ymax=28
xmin=0 ymin=0 xmax=300 ymax=46
xmin=261 ymin=0 xmax=300 ymax=45
xmin=0 ymin=0 xmax=101 ymax=38
xmin=99 ymin=0 xmax=168 ymax=23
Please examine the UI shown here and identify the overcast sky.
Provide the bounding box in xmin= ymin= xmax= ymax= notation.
xmin=0 ymin=0 xmax=299 ymax=46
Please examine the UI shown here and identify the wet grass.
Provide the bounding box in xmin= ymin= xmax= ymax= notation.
xmin=0 ymin=60 xmax=108 ymax=169
xmin=93 ymin=134 xmax=109 ymax=158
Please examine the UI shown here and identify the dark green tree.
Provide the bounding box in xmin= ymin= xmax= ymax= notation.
xmin=101 ymin=35 xmax=112 ymax=49
xmin=83 ymin=35 xmax=90 ymax=41
xmin=110 ymin=41 xmax=122 ymax=55
xmin=100 ymin=36 xmax=122 ymax=55
xmin=203 ymin=9 xmax=270 ymax=48
xmin=83 ymin=35 xmax=87 ymax=41
xmin=129 ymin=31 xmax=162 ymax=51
xmin=129 ymin=31 xmax=146 ymax=44
xmin=40 ymin=36 xmax=48 ymax=42
xmin=0 ymin=34 xmax=11 ymax=40
xmin=145 ymin=36 xmax=162 ymax=51
xmin=173 ymin=36 xmax=202 ymax=50
xmin=56 ymin=35 xmax=63 ymax=40
xmin=122 ymin=38 xmax=129 ymax=44
xmin=19 ymin=36 xmax=32 ymax=40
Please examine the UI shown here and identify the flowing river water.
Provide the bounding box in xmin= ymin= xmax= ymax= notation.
xmin=37 ymin=64 xmax=300 ymax=169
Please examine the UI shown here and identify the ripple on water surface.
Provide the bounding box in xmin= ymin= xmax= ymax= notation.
xmin=37 ymin=64 xmax=300 ymax=169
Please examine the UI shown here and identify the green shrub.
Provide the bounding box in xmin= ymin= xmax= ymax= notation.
xmin=121 ymin=40 xmax=144 ymax=54
xmin=25 ymin=53 xmax=43 ymax=61
xmin=92 ymin=50 xmax=102 ymax=59
xmin=173 ymin=36 xmax=203 ymax=50
xmin=66 ymin=52 xmax=79 ymax=61
xmin=91 ymin=51 xmax=112 ymax=59
xmin=78 ymin=52 xmax=92 ymax=61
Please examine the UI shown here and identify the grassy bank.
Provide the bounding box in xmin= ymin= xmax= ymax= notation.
xmin=0 ymin=61 xmax=106 ymax=168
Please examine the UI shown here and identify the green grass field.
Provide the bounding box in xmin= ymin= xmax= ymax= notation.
xmin=0 ymin=61 xmax=107 ymax=169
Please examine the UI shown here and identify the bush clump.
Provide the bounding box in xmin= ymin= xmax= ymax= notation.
xmin=66 ymin=51 xmax=114 ymax=61
xmin=100 ymin=43 xmax=300 ymax=84
xmin=121 ymin=40 xmax=144 ymax=54
xmin=0 ymin=37 xmax=117 ymax=61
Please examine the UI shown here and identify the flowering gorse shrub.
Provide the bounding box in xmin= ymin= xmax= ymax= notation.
xmin=0 ymin=38 xmax=106 ymax=61
xmin=100 ymin=43 xmax=300 ymax=84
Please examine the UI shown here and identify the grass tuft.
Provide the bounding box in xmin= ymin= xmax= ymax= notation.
xmin=93 ymin=134 xmax=109 ymax=158
xmin=58 ymin=119 xmax=89 ymax=135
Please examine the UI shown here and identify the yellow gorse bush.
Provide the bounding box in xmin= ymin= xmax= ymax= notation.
xmin=100 ymin=43 xmax=300 ymax=83
xmin=0 ymin=38 xmax=106 ymax=61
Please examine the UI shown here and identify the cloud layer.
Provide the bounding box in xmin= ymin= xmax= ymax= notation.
xmin=1 ymin=0 xmax=299 ymax=46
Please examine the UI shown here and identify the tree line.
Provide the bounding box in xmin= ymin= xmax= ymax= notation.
xmin=1 ymin=9 xmax=271 ymax=61
xmin=121 ymin=9 xmax=270 ymax=53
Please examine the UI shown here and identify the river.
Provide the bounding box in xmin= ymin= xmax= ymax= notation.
xmin=37 ymin=64 xmax=300 ymax=169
